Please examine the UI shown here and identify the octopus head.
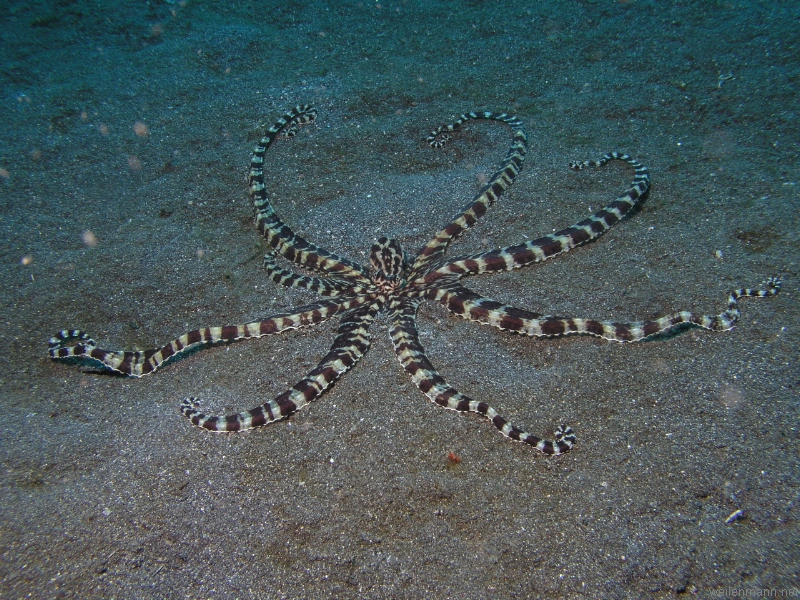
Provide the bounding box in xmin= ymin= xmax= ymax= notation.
xmin=369 ymin=237 xmax=406 ymax=293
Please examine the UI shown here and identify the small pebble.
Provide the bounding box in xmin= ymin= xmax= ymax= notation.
xmin=725 ymin=509 xmax=744 ymax=524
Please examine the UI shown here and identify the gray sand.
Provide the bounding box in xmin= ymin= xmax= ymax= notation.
xmin=1 ymin=1 xmax=797 ymax=598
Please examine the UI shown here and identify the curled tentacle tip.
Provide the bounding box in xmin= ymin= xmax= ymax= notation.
xmin=554 ymin=425 xmax=577 ymax=445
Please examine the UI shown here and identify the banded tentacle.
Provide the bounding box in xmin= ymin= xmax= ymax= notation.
xmin=428 ymin=279 xmax=781 ymax=341
xmin=425 ymin=284 xmax=545 ymax=331
xmin=263 ymin=252 xmax=369 ymax=297
xmin=250 ymin=105 xmax=367 ymax=280
xmin=181 ymin=301 xmax=379 ymax=431
xmin=387 ymin=298 xmax=575 ymax=455
xmin=410 ymin=112 xmax=528 ymax=275
xmin=421 ymin=153 xmax=649 ymax=284
xmin=48 ymin=295 xmax=367 ymax=377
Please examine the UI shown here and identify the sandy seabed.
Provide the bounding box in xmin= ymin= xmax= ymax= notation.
xmin=0 ymin=1 xmax=797 ymax=598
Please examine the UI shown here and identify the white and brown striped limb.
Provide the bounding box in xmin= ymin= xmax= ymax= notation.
xmin=411 ymin=112 xmax=528 ymax=274
xmin=262 ymin=252 xmax=367 ymax=297
xmin=388 ymin=299 xmax=575 ymax=454
xmin=250 ymin=105 xmax=368 ymax=280
xmin=427 ymin=279 xmax=782 ymax=341
xmin=48 ymin=296 xmax=367 ymax=376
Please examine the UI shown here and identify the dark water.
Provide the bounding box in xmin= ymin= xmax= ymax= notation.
xmin=1 ymin=1 xmax=797 ymax=598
